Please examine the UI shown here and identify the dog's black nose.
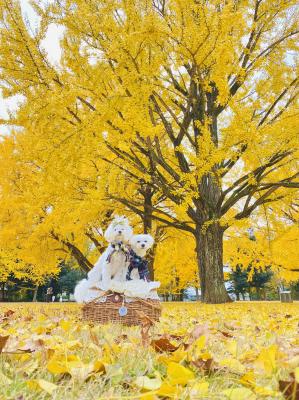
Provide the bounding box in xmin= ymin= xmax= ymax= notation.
xmin=141 ymin=244 xmax=145 ymax=248
xmin=118 ymin=230 xmax=122 ymax=234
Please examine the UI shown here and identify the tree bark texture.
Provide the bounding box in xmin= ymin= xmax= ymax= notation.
xmin=196 ymin=222 xmax=231 ymax=303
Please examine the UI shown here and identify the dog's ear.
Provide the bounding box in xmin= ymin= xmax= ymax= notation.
xmin=129 ymin=234 xmax=137 ymax=246
xmin=113 ymin=215 xmax=129 ymax=226
xmin=104 ymin=224 xmax=114 ymax=242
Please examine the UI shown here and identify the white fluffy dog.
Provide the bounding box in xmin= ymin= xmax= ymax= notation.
xmin=109 ymin=233 xmax=160 ymax=299
xmin=127 ymin=234 xmax=155 ymax=280
xmin=74 ymin=216 xmax=133 ymax=302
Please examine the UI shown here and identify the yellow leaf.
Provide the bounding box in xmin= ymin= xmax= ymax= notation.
xmin=27 ymin=379 xmax=57 ymax=395
xmin=60 ymin=320 xmax=71 ymax=331
xmin=194 ymin=335 xmax=206 ymax=354
xmin=0 ymin=371 xmax=12 ymax=385
xmin=190 ymin=381 xmax=209 ymax=396
xmin=17 ymin=359 xmax=39 ymax=375
xmin=135 ymin=376 xmax=162 ymax=391
xmin=68 ymin=362 xmax=94 ymax=382
xmin=156 ymin=382 xmax=178 ymax=397
xmin=167 ymin=362 xmax=195 ymax=386
xmin=253 ymin=385 xmax=279 ymax=397
xmin=47 ymin=354 xmax=81 ymax=374
xmin=222 ymin=387 xmax=256 ymax=400
xmin=138 ymin=394 xmax=159 ymax=400
xmin=226 ymin=340 xmax=238 ymax=357
xmin=240 ymin=350 xmax=257 ymax=363
xmin=255 ymin=345 xmax=277 ymax=374
xmin=287 ymin=355 xmax=299 ymax=368
xmin=65 ymin=340 xmax=82 ymax=350
xmin=219 ymin=358 xmax=246 ymax=374
xmin=158 ymin=348 xmax=187 ymax=365
xmin=33 ymin=326 xmax=47 ymax=335
xmin=295 ymin=367 xmax=299 ymax=383
xmin=93 ymin=360 xmax=105 ymax=374
xmin=200 ymin=352 xmax=212 ymax=360
xmin=240 ymin=371 xmax=255 ymax=386
xmin=47 ymin=359 xmax=69 ymax=374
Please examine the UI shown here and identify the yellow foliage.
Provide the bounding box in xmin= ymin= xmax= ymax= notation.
xmin=0 ymin=0 xmax=298 ymax=293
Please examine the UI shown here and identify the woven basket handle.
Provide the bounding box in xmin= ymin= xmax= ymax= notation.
xmin=129 ymin=297 xmax=161 ymax=310
xmin=87 ymin=290 xmax=110 ymax=304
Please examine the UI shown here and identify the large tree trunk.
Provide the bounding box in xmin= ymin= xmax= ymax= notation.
xmin=196 ymin=222 xmax=231 ymax=303
xmin=142 ymin=184 xmax=156 ymax=280
xmin=143 ymin=197 xmax=164 ymax=281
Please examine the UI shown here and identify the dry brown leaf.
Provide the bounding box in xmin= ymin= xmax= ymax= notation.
xmin=135 ymin=310 xmax=154 ymax=346
xmin=192 ymin=357 xmax=215 ymax=374
xmin=151 ymin=337 xmax=179 ymax=353
xmin=0 ymin=335 xmax=9 ymax=353
xmin=279 ymin=373 xmax=299 ymax=400
xmin=3 ymin=310 xmax=15 ymax=318
xmin=218 ymin=330 xmax=234 ymax=338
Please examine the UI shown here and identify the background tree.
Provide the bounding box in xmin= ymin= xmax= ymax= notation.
xmin=0 ymin=0 xmax=298 ymax=303
xmin=229 ymin=265 xmax=273 ymax=300
xmin=229 ymin=266 xmax=250 ymax=301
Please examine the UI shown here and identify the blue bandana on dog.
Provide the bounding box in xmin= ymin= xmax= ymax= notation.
xmin=126 ymin=249 xmax=150 ymax=282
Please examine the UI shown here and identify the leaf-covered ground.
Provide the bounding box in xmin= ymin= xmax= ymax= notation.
xmin=0 ymin=302 xmax=298 ymax=400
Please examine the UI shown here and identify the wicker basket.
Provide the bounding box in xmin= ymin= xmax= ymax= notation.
xmin=82 ymin=291 xmax=161 ymax=326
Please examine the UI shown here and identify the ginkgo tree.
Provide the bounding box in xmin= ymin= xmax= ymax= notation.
xmin=0 ymin=0 xmax=298 ymax=303
xmin=50 ymin=0 xmax=298 ymax=303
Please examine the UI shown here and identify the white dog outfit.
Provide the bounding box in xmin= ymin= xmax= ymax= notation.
xmin=74 ymin=216 xmax=133 ymax=302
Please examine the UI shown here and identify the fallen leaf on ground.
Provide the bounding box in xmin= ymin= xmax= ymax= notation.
xmin=151 ymin=337 xmax=179 ymax=353
xmin=0 ymin=335 xmax=9 ymax=353
xmin=27 ymin=379 xmax=58 ymax=395
xmin=222 ymin=387 xmax=256 ymax=400
xmin=135 ymin=375 xmax=162 ymax=391
xmin=167 ymin=362 xmax=195 ymax=386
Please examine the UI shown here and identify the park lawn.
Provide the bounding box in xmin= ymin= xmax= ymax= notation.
xmin=0 ymin=302 xmax=298 ymax=400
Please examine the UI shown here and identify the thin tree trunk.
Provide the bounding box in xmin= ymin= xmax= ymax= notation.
xmin=51 ymin=231 xmax=93 ymax=272
xmin=248 ymin=287 xmax=252 ymax=300
xmin=33 ymin=285 xmax=38 ymax=302
xmin=0 ymin=282 xmax=5 ymax=301
xmin=64 ymin=241 xmax=93 ymax=272
xmin=262 ymin=288 xmax=266 ymax=300
xmin=196 ymin=222 xmax=231 ymax=303
xmin=180 ymin=289 xmax=184 ymax=301
xmin=195 ymin=287 xmax=200 ymax=301
xmin=256 ymin=287 xmax=261 ymax=300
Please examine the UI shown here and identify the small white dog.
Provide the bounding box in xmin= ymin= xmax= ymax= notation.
xmin=109 ymin=233 xmax=160 ymax=299
xmin=126 ymin=234 xmax=155 ymax=281
xmin=74 ymin=216 xmax=133 ymax=302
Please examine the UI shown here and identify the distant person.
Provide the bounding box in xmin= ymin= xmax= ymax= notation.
xmin=46 ymin=287 xmax=53 ymax=302
xmin=52 ymin=295 xmax=55 ymax=302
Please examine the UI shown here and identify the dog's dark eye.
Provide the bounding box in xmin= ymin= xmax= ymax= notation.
xmin=137 ymin=241 xmax=140 ymax=243
xmin=145 ymin=240 xmax=147 ymax=243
